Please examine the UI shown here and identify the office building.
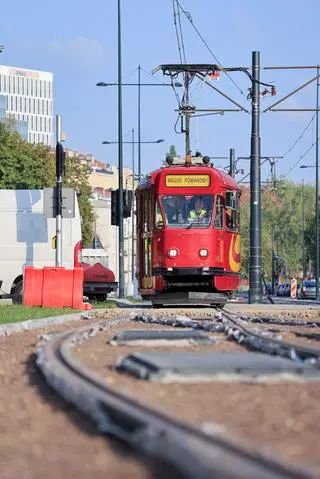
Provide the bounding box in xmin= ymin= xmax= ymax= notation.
xmin=0 ymin=65 xmax=53 ymax=146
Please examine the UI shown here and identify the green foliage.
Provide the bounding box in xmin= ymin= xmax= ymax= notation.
xmin=240 ymin=179 xmax=315 ymax=279
xmin=0 ymin=123 xmax=54 ymax=188
xmin=167 ymin=145 xmax=177 ymax=157
xmin=0 ymin=123 xmax=94 ymax=245
xmin=64 ymin=154 xmax=94 ymax=246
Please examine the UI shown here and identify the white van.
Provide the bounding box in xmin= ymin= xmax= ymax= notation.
xmin=0 ymin=189 xmax=82 ymax=298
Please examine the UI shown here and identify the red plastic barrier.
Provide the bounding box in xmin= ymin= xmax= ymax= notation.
xmin=23 ymin=266 xmax=92 ymax=310
xmin=23 ymin=266 xmax=44 ymax=306
xmin=72 ymin=267 xmax=87 ymax=309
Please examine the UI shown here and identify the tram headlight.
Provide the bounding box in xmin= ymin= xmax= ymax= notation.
xmin=199 ymin=249 xmax=208 ymax=257
xmin=168 ymin=248 xmax=178 ymax=257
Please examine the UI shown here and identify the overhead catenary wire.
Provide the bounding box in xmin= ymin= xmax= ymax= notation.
xmin=282 ymin=114 xmax=316 ymax=158
xmin=240 ymin=115 xmax=317 ymax=183
xmin=285 ymin=136 xmax=320 ymax=177
xmin=172 ymin=0 xmax=186 ymax=65
xmin=174 ymin=0 xmax=245 ymax=96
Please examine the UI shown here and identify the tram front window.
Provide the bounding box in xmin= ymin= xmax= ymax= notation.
xmin=161 ymin=195 xmax=213 ymax=228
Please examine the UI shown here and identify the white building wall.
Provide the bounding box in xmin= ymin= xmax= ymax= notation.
xmin=92 ymin=198 xmax=136 ymax=296
xmin=0 ymin=65 xmax=53 ymax=146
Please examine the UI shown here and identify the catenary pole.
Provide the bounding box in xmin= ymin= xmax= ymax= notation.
xmin=55 ymin=115 xmax=63 ymax=267
xmin=117 ymin=0 xmax=124 ymax=298
xmin=316 ymin=66 xmax=319 ymax=300
xmin=229 ymin=148 xmax=235 ymax=178
xmin=249 ymin=51 xmax=262 ymax=303
xmin=302 ymin=180 xmax=306 ymax=278
xmin=131 ymin=128 xmax=135 ymax=281
xmin=138 ymin=65 xmax=141 ymax=178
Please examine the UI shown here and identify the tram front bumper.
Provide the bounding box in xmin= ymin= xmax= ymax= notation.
xmin=151 ymin=291 xmax=228 ymax=306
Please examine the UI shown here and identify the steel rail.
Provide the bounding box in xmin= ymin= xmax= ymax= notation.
xmin=35 ymin=321 xmax=317 ymax=479
xmin=240 ymin=314 xmax=320 ymax=328
xmin=222 ymin=309 xmax=320 ymax=365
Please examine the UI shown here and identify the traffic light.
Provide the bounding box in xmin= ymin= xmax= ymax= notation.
xmin=111 ymin=189 xmax=133 ymax=225
xmin=123 ymin=190 xmax=133 ymax=218
xmin=111 ymin=190 xmax=119 ymax=226
xmin=56 ymin=142 xmax=65 ymax=178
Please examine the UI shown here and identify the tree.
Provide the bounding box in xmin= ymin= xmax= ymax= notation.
xmin=0 ymin=123 xmax=54 ymax=188
xmin=240 ymin=179 xmax=315 ymax=280
xmin=167 ymin=145 xmax=177 ymax=157
xmin=64 ymin=154 xmax=94 ymax=246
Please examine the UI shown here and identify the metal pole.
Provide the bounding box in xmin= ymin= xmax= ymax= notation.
xmin=55 ymin=142 xmax=63 ymax=267
xmin=55 ymin=116 xmax=63 ymax=267
xmin=316 ymin=66 xmax=319 ymax=300
xmin=249 ymin=51 xmax=262 ymax=303
xmin=56 ymin=114 xmax=62 ymax=143
xmin=229 ymin=148 xmax=235 ymax=178
xmin=117 ymin=0 xmax=124 ymax=298
xmin=302 ymin=179 xmax=306 ymax=278
xmin=184 ymin=71 xmax=191 ymax=160
xmin=271 ymin=228 xmax=275 ymax=295
xmin=138 ymin=65 xmax=141 ymax=178
xmin=131 ymin=128 xmax=135 ymax=281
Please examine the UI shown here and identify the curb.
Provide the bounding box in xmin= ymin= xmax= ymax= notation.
xmin=0 ymin=311 xmax=92 ymax=336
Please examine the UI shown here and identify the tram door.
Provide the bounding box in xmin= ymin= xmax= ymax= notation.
xmin=140 ymin=190 xmax=153 ymax=289
xmin=214 ymin=195 xmax=224 ymax=265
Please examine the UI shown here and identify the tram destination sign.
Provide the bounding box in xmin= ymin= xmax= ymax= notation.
xmin=165 ymin=174 xmax=210 ymax=187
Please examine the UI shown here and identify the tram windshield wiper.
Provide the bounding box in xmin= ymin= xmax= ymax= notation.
xmin=186 ymin=212 xmax=209 ymax=229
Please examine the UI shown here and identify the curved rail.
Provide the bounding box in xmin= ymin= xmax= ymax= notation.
xmin=35 ymin=320 xmax=318 ymax=479
xmin=222 ymin=309 xmax=320 ymax=366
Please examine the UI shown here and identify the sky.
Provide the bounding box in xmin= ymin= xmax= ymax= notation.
xmin=1 ymin=0 xmax=320 ymax=184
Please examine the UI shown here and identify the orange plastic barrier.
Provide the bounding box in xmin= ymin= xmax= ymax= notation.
xmin=291 ymin=277 xmax=297 ymax=299
xmin=23 ymin=266 xmax=92 ymax=310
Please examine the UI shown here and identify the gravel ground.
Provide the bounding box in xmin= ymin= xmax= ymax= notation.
xmin=73 ymin=311 xmax=320 ymax=474
xmin=0 ymin=311 xmax=166 ymax=479
xmin=2 ymin=304 xmax=320 ymax=478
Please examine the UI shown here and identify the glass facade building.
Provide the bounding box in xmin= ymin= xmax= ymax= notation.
xmin=0 ymin=65 xmax=53 ymax=146
xmin=0 ymin=94 xmax=28 ymax=141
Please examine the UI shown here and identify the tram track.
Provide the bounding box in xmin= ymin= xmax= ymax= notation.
xmin=221 ymin=309 xmax=320 ymax=366
xmin=133 ymin=309 xmax=320 ymax=367
xmin=35 ymin=316 xmax=318 ymax=479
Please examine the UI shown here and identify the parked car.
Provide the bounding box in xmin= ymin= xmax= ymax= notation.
xmin=277 ymin=283 xmax=286 ymax=297
xmin=299 ymin=279 xmax=319 ymax=300
xmin=284 ymin=283 xmax=291 ymax=297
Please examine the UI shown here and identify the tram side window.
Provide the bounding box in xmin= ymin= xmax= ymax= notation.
xmin=155 ymin=199 xmax=164 ymax=229
xmin=214 ymin=196 xmax=224 ymax=229
xmin=225 ymin=191 xmax=239 ymax=232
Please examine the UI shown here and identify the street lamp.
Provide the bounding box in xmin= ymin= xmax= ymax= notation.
xmin=117 ymin=0 xmax=124 ymax=298
xmin=103 ymin=132 xmax=165 ymax=284
xmin=97 ymin=82 xmax=182 ymax=87
xmin=102 ymin=139 xmax=164 ymax=145
xmin=300 ymin=163 xmax=320 ymax=299
xmin=97 ymin=70 xmax=181 ymax=177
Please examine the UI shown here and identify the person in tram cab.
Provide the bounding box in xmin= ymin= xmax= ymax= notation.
xmin=164 ymin=196 xmax=183 ymax=224
xmin=188 ymin=197 xmax=209 ymax=223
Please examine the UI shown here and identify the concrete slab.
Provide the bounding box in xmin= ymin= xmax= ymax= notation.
xmin=110 ymin=329 xmax=213 ymax=346
xmin=226 ymin=303 xmax=320 ymax=313
xmin=117 ymin=351 xmax=320 ymax=382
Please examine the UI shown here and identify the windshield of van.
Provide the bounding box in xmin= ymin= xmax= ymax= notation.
xmin=161 ymin=195 xmax=214 ymax=228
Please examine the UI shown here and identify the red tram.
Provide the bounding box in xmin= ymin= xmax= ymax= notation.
xmin=135 ymin=155 xmax=241 ymax=307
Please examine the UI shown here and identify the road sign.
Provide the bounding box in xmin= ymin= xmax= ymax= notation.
xmin=43 ymin=187 xmax=75 ymax=218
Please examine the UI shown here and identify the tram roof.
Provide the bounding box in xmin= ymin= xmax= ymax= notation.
xmin=136 ymin=163 xmax=239 ymax=191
